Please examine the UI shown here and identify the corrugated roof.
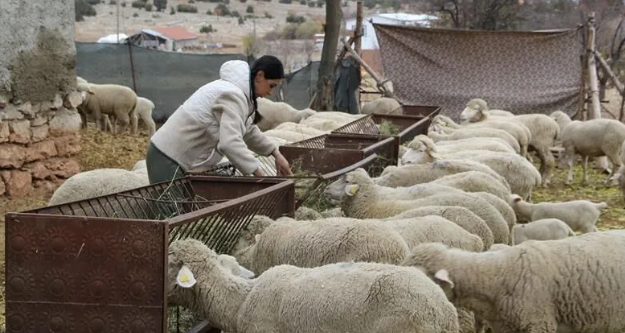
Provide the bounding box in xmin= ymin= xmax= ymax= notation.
xmin=151 ymin=26 xmax=198 ymax=41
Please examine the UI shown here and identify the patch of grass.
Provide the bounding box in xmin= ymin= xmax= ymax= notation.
xmin=378 ymin=120 xmax=401 ymax=136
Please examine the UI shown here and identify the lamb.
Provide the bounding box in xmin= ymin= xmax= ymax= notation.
xmin=509 ymin=194 xmax=607 ymax=233
xmin=262 ymin=128 xmax=316 ymax=143
xmin=559 ymin=116 xmax=625 ymax=184
xmin=360 ymin=97 xmax=402 ymax=115
xmin=387 ymin=206 xmax=495 ymax=250
xmin=273 ymin=121 xmax=327 ymax=137
xmin=460 ymin=98 xmax=560 ymax=185
xmin=76 ymin=82 xmax=139 ymax=134
xmin=426 ymin=136 xmax=517 ymax=154
xmin=428 ymin=127 xmax=521 ymax=154
xmin=323 ymin=171 xmax=511 ymax=244
xmin=401 ymin=232 xmax=625 ymax=333
xmin=234 ymin=216 xmax=483 ymax=275
xmin=429 ymin=171 xmax=512 ymax=202
xmin=255 ymin=97 xmax=317 ymax=131
xmin=168 ymin=238 xmax=461 ymax=333
xmin=374 ymin=160 xmax=510 ymax=191
xmin=512 ymin=218 xmax=576 ymax=244
xmin=103 ymin=96 xmax=157 ymax=137
xmin=48 ymin=167 xmax=149 ymax=206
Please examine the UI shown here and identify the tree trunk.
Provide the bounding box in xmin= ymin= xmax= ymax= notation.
xmin=313 ymin=0 xmax=341 ymax=111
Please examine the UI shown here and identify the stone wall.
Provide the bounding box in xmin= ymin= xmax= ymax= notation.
xmin=0 ymin=0 xmax=82 ymax=198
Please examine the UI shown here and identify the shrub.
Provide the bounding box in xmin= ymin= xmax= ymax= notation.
xmin=200 ymin=24 xmax=214 ymax=33
xmin=246 ymin=5 xmax=254 ymax=13
xmin=131 ymin=0 xmax=145 ymax=8
xmin=177 ymin=4 xmax=198 ymax=12
xmin=75 ymin=0 xmax=97 ymax=22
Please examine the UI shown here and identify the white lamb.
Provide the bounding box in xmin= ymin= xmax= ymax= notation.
xmin=273 ymin=122 xmax=327 ymax=137
xmin=402 ymin=231 xmax=625 ymax=333
xmin=255 ymin=97 xmax=317 ymax=131
xmin=512 ymin=218 xmax=576 ymax=244
xmin=360 ymin=97 xmax=402 ymax=115
xmin=426 ymin=136 xmax=517 ymax=154
xmin=429 ymin=171 xmax=512 ymax=202
xmin=509 ymin=194 xmax=607 ymax=233
xmin=168 ymin=238 xmax=461 ymax=333
xmin=428 ymin=127 xmax=521 ymax=154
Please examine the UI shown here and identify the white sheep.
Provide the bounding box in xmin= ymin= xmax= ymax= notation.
xmin=274 ymin=121 xmax=328 ymax=137
xmin=48 ymin=167 xmax=149 ymax=206
xmin=558 ymin=116 xmax=625 ymax=184
xmin=428 ymin=127 xmax=521 ymax=154
xmin=102 ymin=96 xmax=157 ymax=137
xmin=430 ymin=171 xmax=512 ymax=202
xmin=509 ymin=194 xmax=607 ymax=233
xmin=360 ymin=97 xmax=402 ymax=115
xmin=401 ymin=231 xmax=625 ymax=333
xmin=168 ymin=238 xmax=461 ymax=333
xmin=132 ymin=159 xmax=147 ymax=171
xmin=512 ymin=218 xmax=576 ymax=244
xmin=428 ymin=136 xmax=517 ymax=154
xmin=255 ymin=97 xmax=317 ymax=131
xmin=76 ymin=82 xmax=139 ymax=134
xmin=460 ymin=98 xmax=560 ymax=186
xmin=262 ymin=128 xmax=316 ymax=143
xmin=323 ymin=171 xmax=511 ymax=244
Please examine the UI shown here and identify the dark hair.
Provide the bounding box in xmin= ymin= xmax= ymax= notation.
xmin=249 ymin=55 xmax=285 ymax=125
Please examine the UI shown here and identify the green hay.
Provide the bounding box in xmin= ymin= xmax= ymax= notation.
xmin=378 ymin=120 xmax=401 ymax=136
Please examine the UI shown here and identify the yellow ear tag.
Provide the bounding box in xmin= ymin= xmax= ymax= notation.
xmin=176 ymin=265 xmax=197 ymax=288
xmin=347 ymin=184 xmax=359 ymax=196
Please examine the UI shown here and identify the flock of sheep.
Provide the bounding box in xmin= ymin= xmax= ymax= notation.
xmin=47 ymin=84 xmax=625 ymax=332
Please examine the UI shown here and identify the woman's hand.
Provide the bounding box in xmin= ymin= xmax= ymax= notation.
xmin=253 ymin=167 xmax=267 ymax=177
xmin=272 ymin=149 xmax=293 ymax=176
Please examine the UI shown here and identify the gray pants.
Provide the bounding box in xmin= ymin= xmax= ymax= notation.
xmin=145 ymin=141 xmax=186 ymax=185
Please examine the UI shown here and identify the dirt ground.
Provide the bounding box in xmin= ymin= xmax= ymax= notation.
xmin=0 ymin=90 xmax=624 ymax=326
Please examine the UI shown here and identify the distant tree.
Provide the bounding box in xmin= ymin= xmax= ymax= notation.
xmin=154 ymin=0 xmax=167 ymax=11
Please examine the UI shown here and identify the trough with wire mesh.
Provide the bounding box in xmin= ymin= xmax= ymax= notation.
xmin=4 ymin=176 xmax=295 ymax=333
xmin=202 ymin=133 xmax=396 ymax=210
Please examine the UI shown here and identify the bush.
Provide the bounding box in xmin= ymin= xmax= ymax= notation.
xmin=133 ymin=12 xmax=139 ymax=16
xmin=144 ymin=2 xmax=153 ymax=10
xmin=109 ymin=0 xmax=117 ymax=4
xmin=215 ymin=3 xmax=230 ymax=15
xmin=206 ymin=9 xmax=213 ymax=14
xmin=86 ymin=0 xmax=101 ymax=4
xmin=231 ymin=10 xmax=241 ymax=17
xmin=238 ymin=16 xmax=245 ymax=24
xmin=131 ymin=0 xmax=145 ymax=8
xmin=170 ymin=6 xmax=175 ymax=14
xmin=296 ymin=20 xmax=322 ymax=39
xmin=75 ymin=0 xmax=97 ymax=22
xmin=246 ymin=4 xmax=254 ymax=13
xmin=299 ymin=0 xmax=306 ymax=4
xmin=177 ymin=4 xmax=198 ymax=12
xmin=189 ymin=0 xmax=195 ymax=2
xmin=307 ymin=1 xmax=314 ymax=6
xmin=200 ymin=24 xmax=214 ymax=33
xmin=286 ymin=13 xmax=305 ymax=23
xmin=264 ymin=11 xmax=273 ymax=18
xmin=121 ymin=1 xmax=126 ymax=6
xmin=279 ymin=0 xmax=292 ymax=3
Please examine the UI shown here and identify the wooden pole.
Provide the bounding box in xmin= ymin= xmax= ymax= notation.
xmin=340 ymin=36 xmax=396 ymax=99
xmin=587 ymin=12 xmax=601 ymax=120
xmin=594 ymin=50 xmax=624 ymax=94
xmin=355 ymin=1 xmax=363 ymax=55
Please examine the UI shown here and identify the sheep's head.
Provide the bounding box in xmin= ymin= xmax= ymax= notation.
xmin=460 ymin=98 xmax=489 ymax=124
xmin=232 ymin=215 xmax=274 ymax=254
xmin=75 ymin=81 xmax=94 ymax=105
xmin=401 ymin=242 xmax=456 ymax=300
xmin=322 ymin=168 xmax=371 ymax=206
xmin=508 ymin=194 xmax=524 ymax=207
xmin=401 ymin=135 xmax=441 ymax=165
xmin=217 ymin=254 xmax=255 ymax=279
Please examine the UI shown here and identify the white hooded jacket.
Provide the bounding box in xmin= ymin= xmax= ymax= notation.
xmin=150 ymin=60 xmax=277 ymax=175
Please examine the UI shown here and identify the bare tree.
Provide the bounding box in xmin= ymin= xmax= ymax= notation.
xmin=313 ymin=0 xmax=342 ymax=111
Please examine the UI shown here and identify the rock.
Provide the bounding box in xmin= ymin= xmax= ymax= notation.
xmin=64 ymin=92 xmax=83 ymax=108
xmin=33 ymin=180 xmax=58 ymax=195
xmin=9 ymin=119 xmax=31 ymax=144
xmin=0 ymin=122 xmax=9 ymax=143
xmin=4 ymin=170 xmax=32 ymax=197
xmin=24 ymin=140 xmax=57 ymax=163
xmin=52 ymin=94 xmax=64 ymax=110
xmin=0 ymin=143 xmax=26 ymax=168
xmin=31 ymin=113 xmax=49 ymax=127
xmin=17 ymin=102 xmax=35 ymax=119
xmin=0 ymin=104 xmax=24 ymax=120
xmin=0 ymin=178 xmax=5 ymax=195
xmin=44 ymin=157 xmax=80 ymax=178
xmin=23 ymin=161 xmax=51 ymax=180
xmin=48 ymin=108 xmax=82 ymax=137
xmin=53 ymin=134 xmax=81 ymax=156
xmin=30 ymin=125 xmax=49 ymax=143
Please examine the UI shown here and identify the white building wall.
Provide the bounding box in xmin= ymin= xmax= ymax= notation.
xmin=345 ymin=13 xmax=437 ymax=50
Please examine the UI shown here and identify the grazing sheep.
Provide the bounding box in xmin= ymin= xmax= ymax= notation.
xmin=294 ymin=206 xmax=323 ymax=220
xmin=487 ymin=243 xmax=511 ymax=251
xmin=168 ymin=238 xmax=461 ymax=333
xmin=360 ymin=97 xmax=402 ymax=115
xmin=559 ymin=117 xmax=625 ymax=184
xmin=48 ymin=168 xmax=149 ymax=206
xmin=429 ymin=136 xmax=517 ymax=154
xmin=402 ymin=231 xmax=625 ymax=333
xmin=263 ymin=128 xmax=315 ymax=143
xmin=76 ymin=82 xmax=139 ymax=134
xmin=132 ymin=159 xmax=147 ymax=171
xmin=324 ymin=172 xmax=510 ymax=244
xmin=512 ymin=218 xmax=576 ymax=244
xmin=255 ymin=97 xmax=317 ymax=131
xmin=509 ymin=194 xmax=607 ymax=233
xmin=103 ymin=96 xmax=157 ymax=136
xmin=430 ymin=171 xmax=512 ymax=202
xmin=429 ymin=128 xmax=521 ymax=154
xmin=613 ymin=140 xmax=625 ymax=201
xmin=274 ymin=122 xmax=327 ymax=137
xmin=374 ymin=160 xmax=510 ymax=191
xmin=387 ymin=206 xmax=495 ymax=251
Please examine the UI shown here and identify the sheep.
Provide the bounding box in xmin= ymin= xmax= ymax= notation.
xmin=401 ymin=136 xmax=540 ymax=201
xmin=374 ymin=160 xmax=510 ymax=191
xmin=132 ymin=159 xmax=147 ymax=171
xmin=487 ymin=243 xmax=511 ymax=251
xmin=427 ymin=136 xmax=517 ymax=154
xmin=168 ymin=238 xmax=461 ymax=333
xmin=320 ymin=207 xmax=345 ymax=218
xmin=509 ymin=193 xmax=607 ymax=233
xmin=559 ymin=117 xmax=625 ymax=184
xmin=294 ymin=206 xmax=323 ymax=220
xmin=512 ymin=218 xmax=576 ymax=244
xmin=613 ymin=140 xmax=625 ymax=200
xmin=102 ymin=96 xmax=157 ymax=137
xmin=431 ymin=114 xmax=531 ymax=158
xmin=387 ymin=206 xmax=495 ymax=251
xmin=48 ymin=167 xmax=149 ymax=206
xmin=460 ymin=98 xmax=560 ymax=186
xmin=429 ymin=171 xmax=512 ymax=202
xmin=323 ymin=171 xmax=511 ymax=244
xmin=428 ymin=128 xmax=521 ymax=154
xmin=234 ymin=216 xmax=483 ymax=275
xmin=262 ymin=128 xmax=316 ymax=143
xmin=401 ymin=231 xmax=625 ymax=333
xmin=255 ymin=97 xmax=317 ymax=131
xmin=76 ymin=82 xmax=139 ymax=134
xmin=360 ymin=97 xmax=402 ymax=115
xmin=274 ymin=121 xmax=327 ymax=137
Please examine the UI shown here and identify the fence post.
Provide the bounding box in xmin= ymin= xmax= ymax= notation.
xmin=127 ymin=41 xmax=138 ymax=93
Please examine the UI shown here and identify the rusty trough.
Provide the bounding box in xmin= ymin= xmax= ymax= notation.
xmin=4 ymin=176 xmax=296 ymax=333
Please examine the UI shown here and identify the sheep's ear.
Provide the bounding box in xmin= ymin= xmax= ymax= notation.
xmin=176 ymin=265 xmax=197 ymax=288
xmin=344 ymin=184 xmax=360 ymax=196
xmin=512 ymin=197 xmax=521 ymax=203
xmin=434 ymin=269 xmax=454 ymax=289
xmin=254 ymin=234 xmax=260 ymax=242
xmin=238 ymin=265 xmax=256 ymax=279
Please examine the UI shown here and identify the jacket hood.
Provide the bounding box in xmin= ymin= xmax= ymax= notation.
xmin=219 ymin=60 xmax=251 ymax=100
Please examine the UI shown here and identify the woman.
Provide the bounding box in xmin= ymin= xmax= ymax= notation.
xmin=146 ymin=55 xmax=293 ymax=184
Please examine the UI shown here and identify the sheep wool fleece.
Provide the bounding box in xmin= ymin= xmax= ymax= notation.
xmin=150 ymin=60 xmax=277 ymax=176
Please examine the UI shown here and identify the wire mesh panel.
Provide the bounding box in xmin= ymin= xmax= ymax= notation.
xmin=5 ymin=176 xmax=295 ymax=333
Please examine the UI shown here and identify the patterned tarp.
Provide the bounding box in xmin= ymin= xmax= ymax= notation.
xmin=373 ymin=23 xmax=584 ymax=121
